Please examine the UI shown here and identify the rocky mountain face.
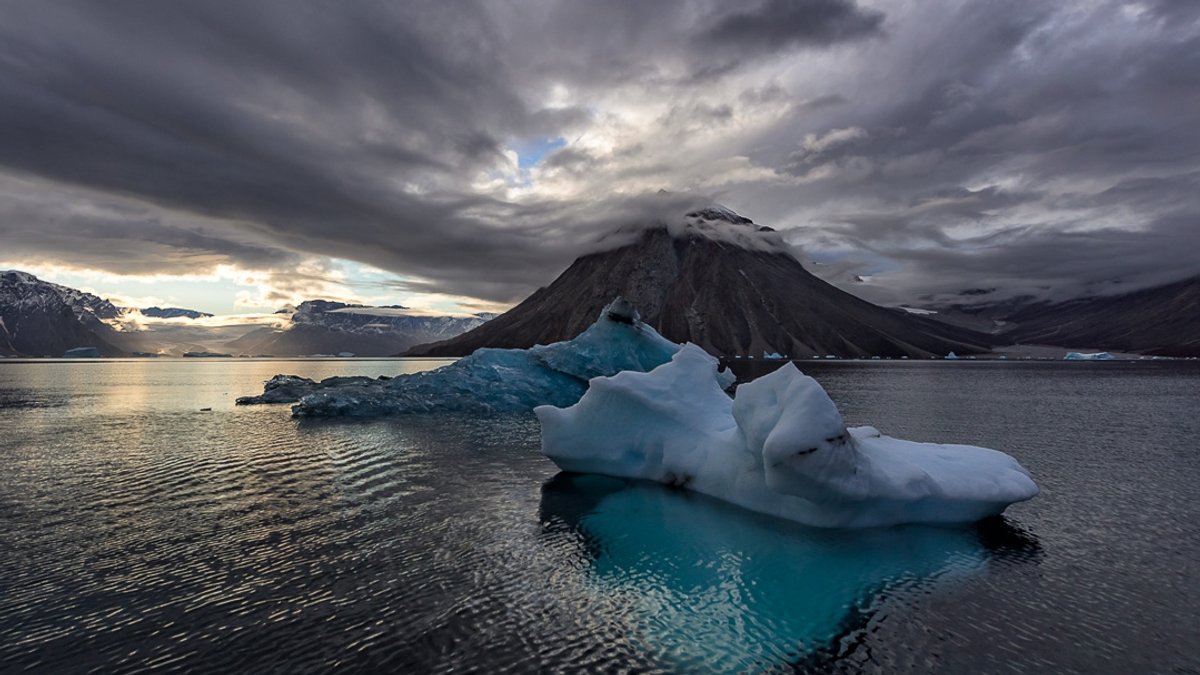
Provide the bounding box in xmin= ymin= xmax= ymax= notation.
xmin=226 ymin=300 xmax=494 ymax=356
xmin=0 ymin=270 xmax=126 ymax=357
xmin=406 ymin=209 xmax=995 ymax=358
xmin=945 ymin=276 xmax=1200 ymax=357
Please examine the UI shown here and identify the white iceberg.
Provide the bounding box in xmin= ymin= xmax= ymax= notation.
xmin=763 ymin=351 xmax=785 ymax=360
xmin=1064 ymin=351 xmax=1114 ymax=361
xmin=238 ymin=298 xmax=686 ymax=416
xmin=536 ymin=344 xmax=1038 ymax=528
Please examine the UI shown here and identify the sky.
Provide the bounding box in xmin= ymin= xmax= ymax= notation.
xmin=1 ymin=0 xmax=1198 ymax=317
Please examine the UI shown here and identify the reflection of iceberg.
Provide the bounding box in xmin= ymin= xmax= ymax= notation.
xmin=237 ymin=299 xmax=682 ymax=416
xmin=537 ymin=344 xmax=1038 ymax=527
xmin=540 ymin=474 xmax=1036 ymax=672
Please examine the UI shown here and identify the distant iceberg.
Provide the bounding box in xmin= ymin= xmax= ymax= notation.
xmin=238 ymin=298 xmax=688 ymax=416
xmin=537 ymin=344 xmax=1038 ymax=528
xmin=1064 ymin=351 xmax=1114 ymax=361
xmin=62 ymin=347 xmax=100 ymax=358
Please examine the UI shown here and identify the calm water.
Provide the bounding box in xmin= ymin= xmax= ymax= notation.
xmin=1 ymin=358 xmax=1197 ymax=674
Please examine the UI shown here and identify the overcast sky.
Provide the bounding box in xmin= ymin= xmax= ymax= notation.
xmin=1 ymin=0 xmax=1197 ymax=314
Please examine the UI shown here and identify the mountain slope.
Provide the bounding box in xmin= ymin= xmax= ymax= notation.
xmin=995 ymin=276 xmax=1200 ymax=356
xmin=406 ymin=212 xmax=994 ymax=358
xmin=0 ymin=270 xmax=127 ymax=357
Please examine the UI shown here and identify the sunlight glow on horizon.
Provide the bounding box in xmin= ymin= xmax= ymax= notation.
xmin=0 ymin=258 xmax=514 ymax=319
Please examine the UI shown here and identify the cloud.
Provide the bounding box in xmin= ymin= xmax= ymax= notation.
xmin=0 ymin=0 xmax=1196 ymax=311
xmin=838 ymin=212 xmax=1200 ymax=306
xmin=702 ymin=0 xmax=884 ymax=53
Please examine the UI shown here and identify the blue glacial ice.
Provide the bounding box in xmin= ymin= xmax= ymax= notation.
xmin=540 ymin=473 xmax=1034 ymax=671
xmin=237 ymin=298 xmax=689 ymax=416
xmin=536 ymin=343 xmax=1039 ymax=528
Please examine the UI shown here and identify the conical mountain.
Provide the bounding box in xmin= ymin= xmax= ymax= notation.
xmin=406 ymin=208 xmax=994 ymax=358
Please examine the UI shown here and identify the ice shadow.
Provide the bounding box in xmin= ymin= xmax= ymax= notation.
xmin=539 ymin=473 xmax=1040 ymax=672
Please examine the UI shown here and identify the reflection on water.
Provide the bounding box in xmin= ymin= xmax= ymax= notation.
xmin=540 ymin=473 xmax=1041 ymax=672
xmin=2 ymin=358 xmax=1195 ymax=673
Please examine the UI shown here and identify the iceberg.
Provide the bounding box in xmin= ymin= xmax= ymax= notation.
xmin=1064 ymin=351 xmax=1114 ymax=361
xmin=237 ymin=298 xmax=686 ymax=416
xmin=536 ymin=344 xmax=1038 ymax=528
xmin=62 ymin=347 xmax=101 ymax=358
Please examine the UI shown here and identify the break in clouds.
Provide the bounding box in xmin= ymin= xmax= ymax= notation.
xmin=0 ymin=0 xmax=1197 ymax=307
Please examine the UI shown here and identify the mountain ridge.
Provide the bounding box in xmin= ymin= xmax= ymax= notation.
xmin=0 ymin=270 xmax=127 ymax=356
xmin=936 ymin=275 xmax=1200 ymax=357
xmin=224 ymin=299 xmax=493 ymax=356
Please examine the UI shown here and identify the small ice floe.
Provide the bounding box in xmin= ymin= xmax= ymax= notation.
xmin=1064 ymin=351 xmax=1114 ymax=361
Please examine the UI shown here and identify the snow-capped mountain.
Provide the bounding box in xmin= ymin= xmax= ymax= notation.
xmin=0 ymin=270 xmax=126 ymax=356
xmin=406 ymin=207 xmax=994 ymax=358
xmin=226 ymin=300 xmax=494 ymax=356
xmin=0 ymin=271 xmax=492 ymax=357
xmin=140 ymin=306 xmax=213 ymax=319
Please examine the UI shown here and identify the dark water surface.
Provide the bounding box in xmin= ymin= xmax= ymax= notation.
xmin=0 ymin=358 xmax=1197 ymax=673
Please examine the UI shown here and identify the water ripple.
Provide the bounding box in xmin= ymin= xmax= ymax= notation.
xmin=2 ymin=361 xmax=1199 ymax=673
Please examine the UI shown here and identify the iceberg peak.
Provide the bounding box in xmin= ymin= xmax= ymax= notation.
xmin=603 ymin=296 xmax=639 ymax=324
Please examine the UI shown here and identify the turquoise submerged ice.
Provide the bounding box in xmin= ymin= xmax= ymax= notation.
xmin=536 ymin=344 xmax=1039 ymax=528
xmin=547 ymin=474 xmax=991 ymax=671
xmin=274 ymin=299 xmax=682 ymax=416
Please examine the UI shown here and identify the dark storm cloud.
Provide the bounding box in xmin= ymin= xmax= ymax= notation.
xmin=703 ymin=0 xmax=883 ymax=51
xmin=0 ymin=0 xmax=883 ymax=302
xmin=753 ymin=0 xmax=1200 ymax=301
xmin=485 ymin=0 xmax=883 ymax=87
xmin=0 ymin=0 xmax=1197 ymax=307
xmin=867 ymin=213 xmax=1200 ymax=306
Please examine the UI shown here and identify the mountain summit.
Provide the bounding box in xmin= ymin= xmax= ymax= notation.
xmin=406 ymin=207 xmax=992 ymax=358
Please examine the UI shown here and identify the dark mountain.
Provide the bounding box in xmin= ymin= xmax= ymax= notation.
xmin=140 ymin=306 xmax=213 ymax=319
xmin=0 ymin=270 xmax=127 ymax=357
xmin=406 ymin=209 xmax=994 ymax=358
xmin=985 ymin=276 xmax=1200 ymax=357
xmin=226 ymin=300 xmax=493 ymax=356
